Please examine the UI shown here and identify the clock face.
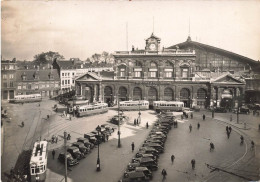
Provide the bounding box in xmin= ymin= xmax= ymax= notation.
xmin=149 ymin=43 xmax=156 ymax=50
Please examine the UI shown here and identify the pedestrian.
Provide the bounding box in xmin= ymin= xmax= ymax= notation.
xmin=189 ymin=124 xmax=192 ymax=132
xmin=146 ymin=122 xmax=149 ymax=129
xmin=227 ymin=131 xmax=230 ymax=139
xmin=69 ymin=114 xmax=71 ymax=121
xmin=230 ymin=114 xmax=232 ymax=122
xmin=203 ymin=114 xmax=206 ymax=121
xmin=106 ymin=134 xmax=109 ymax=141
xmin=191 ymin=113 xmax=193 ymax=119
xmin=229 ymin=126 xmax=232 ymax=133
xmin=47 ymin=115 xmax=50 ymax=120
xmin=52 ymin=135 xmax=55 ymax=143
xmin=136 ymin=118 xmax=139 ymax=126
xmin=197 ymin=122 xmax=200 ymax=130
xmin=171 ymin=155 xmax=175 ymax=164
xmin=55 ymin=136 xmax=58 ymax=143
xmin=52 ymin=149 xmax=55 ymax=159
xmin=38 ymin=103 xmax=40 ymax=107
xmin=226 ymin=126 xmax=229 ymax=133
xmin=191 ymin=159 xmax=196 ymax=169
xmin=251 ymin=141 xmax=255 ymax=150
xmin=134 ymin=119 xmax=136 ymax=126
xmin=131 ymin=142 xmax=135 ymax=152
xmin=161 ymin=169 xmax=167 ymax=179
xmin=67 ymin=133 xmax=71 ymax=140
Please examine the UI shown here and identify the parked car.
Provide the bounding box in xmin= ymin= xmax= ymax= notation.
xmin=67 ymin=146 xmax=84 ymax=160
xmin=233 ymin=107 xmax=250 ymax=114
xmin=100 ymin=124 xmax=116 ymax=134
xmin=58 ymin=152 xmax=79 ymax=166
xmin=72 ymin=142 xmax=90 ymax=155
xmin=135 ymin=153 xmax=157 ymax=162
xmin=84 ymin=133 xmax=98 ymax=145
xmin=122 ymin=171 xmax=150 ymax=182
xmin=142 ymin=143 xmax=164 ymax=153
xmin=214 ymin=107 xmax=227 ymax=113
xmin=138 ymin=147 xmax=159 ymax=158
xmin=144 ymin=139 xmax=165 ymax=147
xmin=133 ymin=157 xmax=159 ymax=171
xmin=77 ymin=137 xmax=94 ymax=149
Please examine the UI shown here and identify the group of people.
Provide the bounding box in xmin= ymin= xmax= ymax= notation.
xmin=52 ymin=135 xmax=59 ymax=143
xmin=133 ymin=118 xmax=140 ymax=126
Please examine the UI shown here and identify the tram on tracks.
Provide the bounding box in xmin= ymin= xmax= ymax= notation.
xmin=29 ymin=141 xmax=48 ymax=182
xmin=76 ymin=103 xmax=108 ymax=117
xmin=153 ymin=101 xmax=184 ymax=112
xmin=9 ymin=94 xmax=42 ymax=103
xmin=119 ymin=100 xmax=149 ymax=111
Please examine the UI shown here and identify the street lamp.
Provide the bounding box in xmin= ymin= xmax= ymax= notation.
xmin=96 ymin=125 xmax=101 ymax=171
xmin=138 ymin=100 xmax=141 ymax=124
xmin=117 ymin=94 xmax=121 ymax=148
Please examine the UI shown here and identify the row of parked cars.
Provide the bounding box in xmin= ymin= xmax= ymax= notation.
xmin=58 ymin=124 xmax=117 ymax=166
xmin=120 ymin=114 xmax=175 ymax=182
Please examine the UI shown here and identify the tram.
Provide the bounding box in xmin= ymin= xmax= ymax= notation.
xmin=76 ymin=103 xmax=108 ymax=117
xmin=29 ymin=141 xmax=48 ymax=182
xmin=153 ymin=101 xmax=184 ymax=112
xmin=9 ymin=94 xmax=42 ymax=103
xmin=119 ymin=100 xmax=149 ymax=111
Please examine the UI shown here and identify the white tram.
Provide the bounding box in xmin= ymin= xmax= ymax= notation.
xmin=9 ymin=94 xmax=42 ymax=103
xmin=30 ymin=141 xmax=48 ymax=182
xmin=119 ymin=100 xmax=149 ymax=111
xmin=153 ymin=101 xmax=184 ymax=112
xmin=76 ymin=103 xmax=108 ymax=117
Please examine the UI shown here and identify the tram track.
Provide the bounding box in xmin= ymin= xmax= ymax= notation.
xmin=199 ymin=116 xmax=253 ymax=182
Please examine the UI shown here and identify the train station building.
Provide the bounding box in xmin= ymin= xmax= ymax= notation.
xmin=75 ymin=33 xmax=259 ymax=109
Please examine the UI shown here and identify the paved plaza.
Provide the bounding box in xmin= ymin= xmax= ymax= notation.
xmin=1 ymin=99 xmax=260 ymax=182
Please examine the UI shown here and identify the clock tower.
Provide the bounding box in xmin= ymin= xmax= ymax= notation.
xmin=145 ymin=33 xmax=161 ymax=51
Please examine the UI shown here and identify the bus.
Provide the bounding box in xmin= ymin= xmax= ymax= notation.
xmin=119 ymin=100 xmax=149 ymax=111
xmin=153 ymin=101 xmax=184 ymax=112
xmin=29 ymin=141 xmax=48 ymax=182
xmin=9 ymin=94 xmax=42 ymax=103
xmin=76 ymin=103 xmax=108 ymax=117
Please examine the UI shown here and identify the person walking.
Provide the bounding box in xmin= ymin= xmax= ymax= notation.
xmin=203 ymin=114 xmax=206 ymax=121
xmin=55 ymin=136 xmax=58 ymax=143
xmin=171 ymin=155 xmax=175 ymax=164
xmin=251 ymin=141 xmax=255 ymax=150
xmin=106 ymin=134 xmax=109 ymax=141
xmin=189 ymin=124 xmax=192 ymax=132
xmin=161 ymin=169 xmax=167 ymax=179
xmin=197 ymin=122 xmax=200 ymax=130
xmin=229 ymin=126 xmax=232 ymax=133
xmin=226 ymin=126 xmax=229 ymax=133
xmin=52 ymin=149 xmax=55 ymax=159
xmin=136 ymin=119 xmax=139 ymax=126
xmin=146 ymin=122 xmax=149 ymax=129
xmin=227 ymin=131 xmax=230 ymax=139
xmin=191 ymin=112 xmax=193 ymax=119
xmin=131 ymin=142 xmax=135 ymax=152
xmin=134 ymin=119 xmax=136 ymax=126
xmin=191 ymin=159 xmax=196 ymax=169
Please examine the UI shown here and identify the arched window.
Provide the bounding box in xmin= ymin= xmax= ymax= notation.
xmin=180 ymin=88 xmax=190 ymax=100
xmin=118 ymin=65 xmax=126 ymax=78
xmin=149 ymin=62 xmax=158 ymax=78
xmin=164 ymin=61 xmax=174 ymax=78
xmin=164 ymin=87 xmax=174 ymax=101
xmin=150 ymin=62 xmax=157 ymax=67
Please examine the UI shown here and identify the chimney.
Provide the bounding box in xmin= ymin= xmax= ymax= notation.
xmin=132 ymin=45 xmax=135 ymax=51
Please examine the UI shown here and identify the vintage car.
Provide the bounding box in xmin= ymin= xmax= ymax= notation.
xmin=84 ymin=133 xmax=98 ymax=145
xmin=122 ymin=171 xmax=150 ymax=182
xmin=77 ymin=137 xmax=94 ymax=149
xmin=67 ymin=146 xmax=84 ymax=160
xmin=58 ymin=152 xmax=79 ymax=167
xmin=72 ymin=142 xmax=90 ymax=155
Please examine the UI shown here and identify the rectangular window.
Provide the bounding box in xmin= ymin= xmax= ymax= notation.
xmin=62 ymin=73 xmax=64 ymax=77
xmin=65 ymin=80 xmax=67 ymax=84
xmin=3 ymin=74 xmax=7 ymax=79
xmin=68 ymin=73 xmax=70 ymax=76
xmin=35 ymin=85 xmax=39 ymax=89
xmin=68 ymin=80 xmax=70 ymax=84
xmin=23 ymin=85 xmax=26 ymax=89
xmin=72 ymin=80 xmax=75 ymax=84
xmin=27 ymin=85 xmax=31 ymax=89
xmin=120 ymin=68 xmax=125 ymax=77
xmin=182 ymin=68 xmax=189 ymax=78
xmin=134 ymin=71 xmax=141 ymax=77
xmin=165 ymin=72 xmax=172 ymax=78
xmin=9 ymin=74 xmax=14 ymax=79
xmin=55 ymin=83 xmax=59 ymax=87
xmin=18 ymin=86 xmax=21 ymax=90
xmin=150 ymin=72 xmax=156 ymax=78
xmin=62 ymin=80 xmax=64 ymax=85
xmin=3 ymin=82 xmax=8 ymax=88
xmin=10 ymin=82 xmax=14 ymax=87
xmin=72 ymin=73 xmax=75 ymax=76
xmin=9 ymin=65 xmax=14 ymax=69
xmin=46 ymin=84 xmax=49 ymax=88
xmin=65 ymin=73 xmax=67 ymax=76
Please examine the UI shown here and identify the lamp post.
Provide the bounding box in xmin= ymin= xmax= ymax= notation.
xmin=96 ymin=125 xmax=101 ymax=171
xmin=138 ymin=100 xmax=141 ymax=124
xmin=118 ymin=94 xmax=121 ymax=148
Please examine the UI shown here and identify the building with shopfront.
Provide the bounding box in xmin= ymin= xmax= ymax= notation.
xmin=75 ymin=33 xmax=259 ymax=109
xmin=15 ymin=68 xmax=60 ymax=97
xmin=1 ymin=59 xmax=17 ymax=100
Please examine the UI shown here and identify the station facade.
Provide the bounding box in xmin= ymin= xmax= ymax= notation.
xmin=75 ymin=33 xmax=251 ymax=109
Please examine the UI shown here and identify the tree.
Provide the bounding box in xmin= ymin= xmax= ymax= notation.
xmin=33 ymin=51 xmax=64 ymax=65
xmin=91 ymin=53 xmax=101 ymax=63
xmin=89 ymin=52 xmax=114 ymax=64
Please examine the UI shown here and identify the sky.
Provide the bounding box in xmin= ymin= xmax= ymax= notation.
xmin=1 ymin=1 xmax=260 ymax=61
